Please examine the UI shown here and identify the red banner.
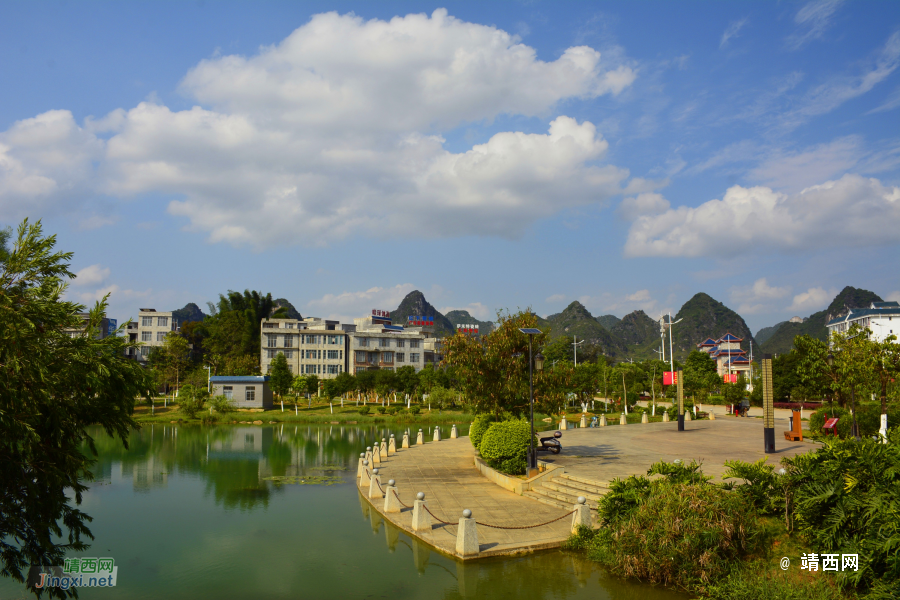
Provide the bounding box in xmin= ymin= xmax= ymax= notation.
xmin=723 ymin=374 xmax=738 ymax=383
xmin=663 ymin=371 xmax=678 ymax=385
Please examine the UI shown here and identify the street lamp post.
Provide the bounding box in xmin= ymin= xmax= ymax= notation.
xmin=519 ymin=328 xmax=544 ymax=474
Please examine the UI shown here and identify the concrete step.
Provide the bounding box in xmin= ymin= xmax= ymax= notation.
xmin=522 ymin=490 xmax=571 ymax=510
xmin=527 ymin=486 xmax=599 ymax=511
xmin=541 ymin=481 xmax=603 ymax=502
xmin=551 ymin=476 xmax=609 ymax=495
xmin=554 ymin=474 xmax=610 ymax=495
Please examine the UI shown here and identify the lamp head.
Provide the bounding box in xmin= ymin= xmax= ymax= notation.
xmin=535 ymin=352 xmax=545 ymax=371
xmin=826 ymin=352 xmax=834 ymax=367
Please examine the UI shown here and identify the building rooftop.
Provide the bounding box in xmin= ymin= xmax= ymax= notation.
xmin=210 ymin=376 xmax=270 ymax=383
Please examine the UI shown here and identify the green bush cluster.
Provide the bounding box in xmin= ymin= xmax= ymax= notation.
xmin=576 ymin=475 xmax=762 ymax=588
xmin=469 ymin=414 xmax=497 ymax=448
xmin=478 ymin=419 xmax=533 ymax=475
xmin=358 ymin=406 xmax=370 ymax=415
xmin=409 ymin=405 xmax=421 ymax=415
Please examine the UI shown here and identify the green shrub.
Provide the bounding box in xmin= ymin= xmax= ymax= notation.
xmin=200 ymin=414 xmax=218 ymax=425
xmin=584 ymin=479 xmax=763 ymax=589
xmin=386 ymin=406 xmax=398 ymax=416
xmin=722 ymin=458 xmax=783 ymax=516
xmin=358 ymin=406 xmax=370 ymax=415
xmin=177 ymin=384 xmax=209 ymax=419
xmin=701 ymin=570 xmax=845 ymax=600
xmin=409 ymin=405 xmax=421 ymax=415
xmin=469 ymin=414 xmax=497 ymax=448
xmin=781 ymin=429 xmax=900 ymax=591
xmin=376 ymin=405 xmax=387 ymax=414
xmin=808 ymin=406 xmax=851 ymax=437
xmin=209 ymin=395 xmax=236 ymax=416
xmin=478 ymin=419 xmax=534 ymax=475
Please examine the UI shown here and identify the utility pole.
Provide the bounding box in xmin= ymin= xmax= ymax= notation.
xmin=572 ymin=335 xmax=584 ymax=367
xmin=667 ymin=313 xmax=683 ymax=375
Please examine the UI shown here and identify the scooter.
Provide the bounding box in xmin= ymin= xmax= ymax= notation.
xmin=537 ymin=430 xmax=562 ymax=454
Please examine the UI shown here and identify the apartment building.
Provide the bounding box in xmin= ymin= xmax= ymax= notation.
xmin=826 ymin=301 xmax=900 ymax=342
xmin=122 ymin=308 xmax=177 ymax=363
xmin=350 ymin=314 xmax=429 ymax=373
xmin=260 ymin=317 xmax=354 ymax=377
xmin=63 ymin=313 xmax=116 ymax=340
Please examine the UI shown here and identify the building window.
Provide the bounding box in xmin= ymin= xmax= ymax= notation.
xmin=380 ymin=338 xmax=390 ymax=347
xmin=396 ymin=339 xmax=405 ymax=348
xmin=284 ymin=335 xmax=293 ymax=348
xmin=327 ymin=364 xmax=340 ymax=375
xmin=157 ymin=331 xmax=166 ymax=342
xmin=157 ymin=316 xmax=168 ymax=327
xmin=246 ymin=387 xmax=256 ymax=403
xmin=369 ymin=353 xmax=378 ymax=364
xmin=285 ymin=323 xmax=294 ymax=329
xmin=223 ymin=386 xmax=233 ymax=399
xmin=140 ymin=346 xmax=150 ymax=357
xmin=410 ymin=353 xmax=420 ymax=362
xmin=355 ymin=367 xmax=366 ymax=374
xmin=327 ymin=350 xmax=340 ymax=359
xmin=396 ymin=352 xmax=405 ymax=363
xmin=356 ymin=351 xmax=367 ymax=363
xmin=358 ymin=337 xmax=368 ymax=347
xmin=284 ymin=350 xmax=294 ymax=359
xmin=410 ymin=340 xmax=420 ymax=349
xmin=382 ymin=352 xmax=393 ymax=363
xmin=141 ymin=331 xmax=152 ymax=342
xmin=267 ymin=335 xmax=277 ymax=348
xmin=141 ymin=316 xmax=153 ymax=327
xmin=328 ymin=335 xmax=339 ymax=344
xmin=267 ymin=349 xmax=277 ymax=359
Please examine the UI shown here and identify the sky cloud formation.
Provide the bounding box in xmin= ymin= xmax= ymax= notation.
xmin=0 ymin=9 xmax=636 ymax=247
xmin=624 ymin=174 xmax=900 ymax=258
xmin=786 ymin=0 xmax=843 ymax=50
xmin=730 ymin=277 xmax=791 ymax=314
xmin=789 ymin=286 xmax=838 ymax=313
xmin=720 ymin=17 xmax=748 ymax=49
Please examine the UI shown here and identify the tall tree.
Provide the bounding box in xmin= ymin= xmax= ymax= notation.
xmin=268 ymin=353 xmax=293 ymax=400
xmin=1 ymin=220 xmax=153 ymax=597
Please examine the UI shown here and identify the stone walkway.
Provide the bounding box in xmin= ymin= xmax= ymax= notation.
xmin=356 ymin=417 xmax=821 ymax=561
xmin=356 ymin=437 xmax=573 ymax=560
xmin=542 ymin=416 xmax=818 ymax=483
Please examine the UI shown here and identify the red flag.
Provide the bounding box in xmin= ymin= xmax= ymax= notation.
xmin=663 ymin=371 xmax=678 ymax=385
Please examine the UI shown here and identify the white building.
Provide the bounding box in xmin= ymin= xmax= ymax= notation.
xmin=826 ymin=301 xmax=900 ymax=342
xmin=260 ymin=317 xmax=354 ymax=377
xmin=123 ymin=308 xmax=177 ymax=363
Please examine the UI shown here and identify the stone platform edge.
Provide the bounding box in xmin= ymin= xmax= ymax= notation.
xmin=472 ymin=456 xmax=564 ymax=495
xmin=356 ymin=480 xmax=567 ymax=561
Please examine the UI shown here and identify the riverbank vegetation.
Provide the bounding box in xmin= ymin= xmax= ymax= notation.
xmin=564 ymin=431 xmax=900 ymax=600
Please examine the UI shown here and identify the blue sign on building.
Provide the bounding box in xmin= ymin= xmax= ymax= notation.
xmin=107 ymin=319 xmax=117 ymax=337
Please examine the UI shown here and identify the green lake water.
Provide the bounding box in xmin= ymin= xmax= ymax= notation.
xmin=1 ymin=424 xmax=689 ymax=600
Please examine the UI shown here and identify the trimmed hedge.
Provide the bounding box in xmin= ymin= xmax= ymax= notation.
xmin=469 ymin=414 xmax=497 ymax=448
xmin=478 ymin=419 xmax=532 ymax=475
xmin=808 ymin=404 xmax=899 ymax=438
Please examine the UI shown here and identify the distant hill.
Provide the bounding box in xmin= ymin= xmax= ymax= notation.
xmin=391 ymin=290 xmax=455 ymax=335
xmin=173 ymin=303 xmax=205 ymax=326
xmin=670 ymin=293 xmax=758 ymax=361
xmin=755 ymin=321 xmax=786 ymax=346
xmin=610 ymin=310 xmax=658 ymax=347
xmin=444 ymin=310 xmax=495 ymax=335
xmin=545 ymin=301 xmax=626 ymax=357
xmin=760 ymin=286 xmax=882 ymax=356
xmin=272 ymin=298 xmax=302 ymax=320
xmin=596 ymin=314 xmax=621 ymax=330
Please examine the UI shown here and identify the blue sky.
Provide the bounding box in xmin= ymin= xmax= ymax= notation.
xmin=1 ymin=1 xmax=899 ymax=333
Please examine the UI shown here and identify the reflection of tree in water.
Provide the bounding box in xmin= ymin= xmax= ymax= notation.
xmin=202 ymin=458 xmax=274 ymax=510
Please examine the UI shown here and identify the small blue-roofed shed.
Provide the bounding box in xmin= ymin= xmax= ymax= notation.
xmin=210 ymin=375 xmax=273 ymax=409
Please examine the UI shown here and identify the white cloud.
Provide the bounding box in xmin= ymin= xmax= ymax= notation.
xmin=617 ymin=192 xmax=670 ymax=221
xmin=440 ymin=302 xmax=491 ymax=320
xmin=789 ymin=287 xmax=838 ymax=313
xmin=546 ymin=294 xmax=566 ymax=303
xmin=866 ymin=85 xmax=900 ymax=115
xmin=579 ymin=289 xmax=662 ymax=315
xmin=786 ymin=0 xmax=843 ymax=50
xmin=730 ymin=278 xmax=791 ymax=314
xmin=781 ymin=31 xmax=900 ymax=128
xmin=720 ymin=17 xmax=748 ymax=49
xmin=72 ymin=264 xmax=111 ymax=287
xmin=305 ymin=283 xmax=447 ymax=323
xmin=749 ymin=136 xmax=863 ymax=192
xmin=624 ymin=174 xmax=900 ymax=257
xmin=0 ymin=10 xmax=637 ymax=246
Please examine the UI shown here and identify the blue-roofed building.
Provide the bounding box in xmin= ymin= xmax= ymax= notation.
xmin=210 ymin=376 xmax=273 ymax=409
xmin=696 ymin=332 xmax=751 ymax=380
xmin=826 ymin=301 xmax=900 ymax=343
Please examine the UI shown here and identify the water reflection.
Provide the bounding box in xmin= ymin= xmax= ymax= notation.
xmin=88 ymin=422 xmax=468 ymax=510
xmin=358 ymin=490 xmax=688 ymax=600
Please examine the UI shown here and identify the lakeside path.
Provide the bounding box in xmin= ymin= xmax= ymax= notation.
xmin=541 ymin=416 xmax=819 ymax=482
xmin=357 ymin=436 xmax=573 ymax=559
xmin=357 ymin=417 xmax=820 ymax=560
